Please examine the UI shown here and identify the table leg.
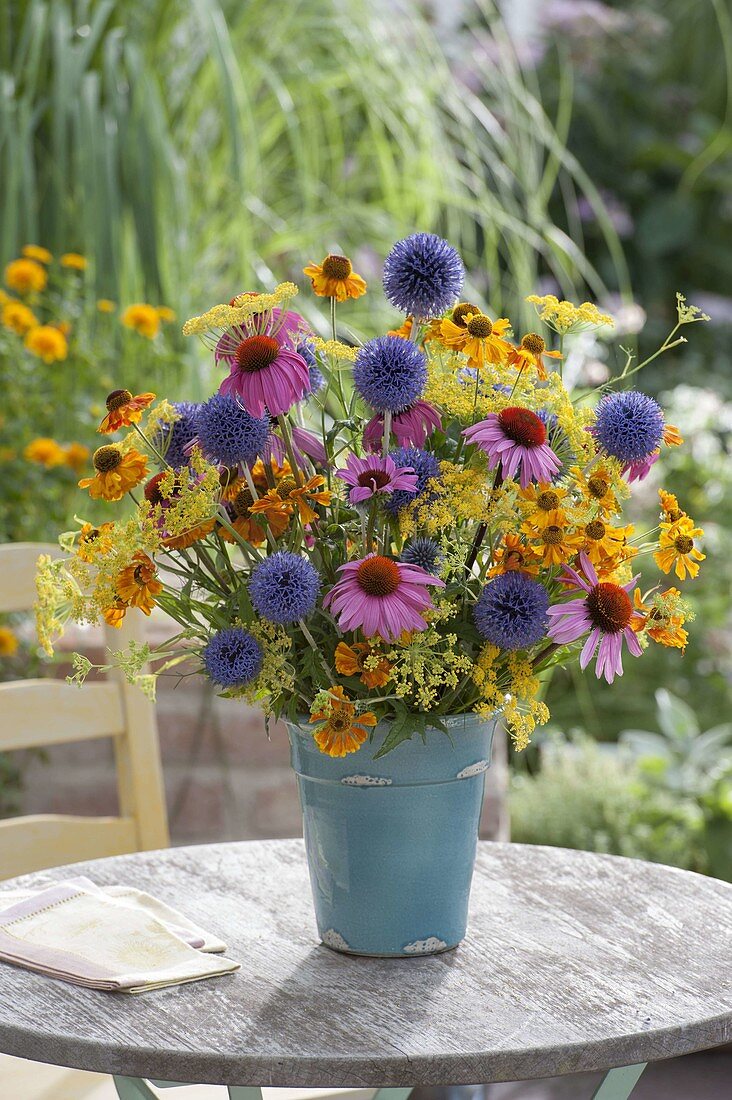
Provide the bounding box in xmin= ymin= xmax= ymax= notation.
xmin=113 ymin=1078 xmax=157 ymax=1099
xmin=373 ymin=1091 xmax=413 ymax=1100
xmin=590 ymin=1063 xmax=647 ymax=1099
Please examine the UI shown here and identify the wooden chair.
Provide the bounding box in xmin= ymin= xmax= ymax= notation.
xmin=0 ymin=542 xmax=169 ymax=879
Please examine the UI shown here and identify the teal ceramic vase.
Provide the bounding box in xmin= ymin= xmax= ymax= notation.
xmin=286 ymin=711 xmax=498 ymax=957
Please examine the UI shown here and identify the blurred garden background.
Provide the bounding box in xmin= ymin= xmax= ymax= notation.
xmin=1 ymin=0 xmax=730 ymax=878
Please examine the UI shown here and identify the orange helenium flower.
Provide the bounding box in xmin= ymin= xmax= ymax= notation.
xmin=335 ymin=641 xmax=392 ymax=688
xmin=2 ymin=299 xmax=38 ymax=334
xmin=508 ymin=333 xmax=563 ymax=380
xmin=98 ymin=389 xmax=156 ymax=433
xmin=121 ymin=303 xmax=160 ymax=339
xmin=438 ymin=312 xmax=512 ymax=367
xmin=5 ymin=258 xmax=47 ymax=294
xmin=25 ymin=325 xmax=68 ymax=363
xmin=115 ymin=553 xmax=163 ymax=615
xmin=78 ymin=445 xmax=148 ymax=501
xmin=654 ymin=517 xmax=705 ymax=580
xmin=310 ymin=686 xmax=377 ymax=757
xmin=303 ymin=254 xmax=367 ymax=301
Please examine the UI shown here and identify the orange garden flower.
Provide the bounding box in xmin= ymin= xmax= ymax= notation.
xmin=115 ymin=552 xmax=163 ymax=615
xmin=97 ymin=299 xmax=117 ymax=313
xmin=219 ymin=483 xmax=268 ymax=546
xmin=654 ymin=517 xmax=705 ymax=580
xmin=282 ymin=475 xmax=332 ymax=524
xmin=634 ymin=588 xmax=689 ymax=651
xmin=303 ymin=254 xmax=367 ymax=301
xmin=571 ymin=465 xmax=621 ymax=516
xmin=663 ymin=424 xmax=683 ymax=447
xmin=60 ymin=252 xmax=87 ymax=270
xmin=248 ymin=488 xmax=293 ymax=538
xmin=98 ymin=389 xmax=156 ymax=433
xmin=21 ymin=245 xmax=52 ymax=264
xmin=102 ymin=598 xmax=129 ymax=629
xmin=438 ymin=311 xmax=512 ymax=368
xmin=335 ymin=641 xmax=392 ymax=688
xmin=5 ymin=258 xmax=47 ymax=294
xmin=63 ymin=442 xmax=91 ymax=472
xmin=77 ymin=522 xmax=116 ymax=562
xmin=121 ymin=303 xmax=160 ymax=339
xmin=489 ymin=533 xmax=541 ymax=576
xmin=508 ymin=333 xmax=563 ymax=380
xmin=2 ymin=299 xmax=38 ymax=335
xmin=578 ymin=519 xmax=631 ymax=565
xmin=24 ymin=324 xmax=68 ymax=363
xmin=155 ymin=306 xmax=176 ymax=323
xmin=526 ymin=521 xmax=584 ymax=567
xmin=0 ymin=626 xmax=19 ymax=657
xmin=78 ymin=444 xmax=148 ymax=501
xmin=658 ymin=488 xmax=684 ymax=522
xmin=309 ymin=686 xmax=377 ymax=757
xmin=519 ymin=483 xmax=569 ymax=530
xmin=24 ymin=437 xmax=66 ymax=467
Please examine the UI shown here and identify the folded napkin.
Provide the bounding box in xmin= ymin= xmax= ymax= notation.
xmin=0 ymin=876 xmax=240 ymax=993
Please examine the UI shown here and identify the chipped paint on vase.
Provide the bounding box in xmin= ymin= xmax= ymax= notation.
xmin=286 ymin=712 xmax=498 ymax=957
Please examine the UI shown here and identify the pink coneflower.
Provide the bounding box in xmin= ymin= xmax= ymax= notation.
xmin=324 ymin=554 xmax=445 ymax=641
xmin=363 ymin=400 xmax=442 ymax=453
xmin=546 ymin=551 xmax=643 ymax=684
xmin=336 ymin=453 xmax=417 ymax=504
xmin=215 ymin=306 xmax=304 ymax=367
xmin=219 ymin=318 xmax=310 ymax=418
xmin=462 ymin=407 xmax=561 ymax=488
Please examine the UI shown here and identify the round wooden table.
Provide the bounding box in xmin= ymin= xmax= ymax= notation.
xmin=0 ymin=840 xmax=729 ymax=1100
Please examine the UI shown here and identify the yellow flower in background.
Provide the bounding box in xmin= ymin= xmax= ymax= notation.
xmin=78 ymin=444 xmax=148 ymax=501
xmin=2 ymin=299 xmax=38 ymax=335
xmin=97 ymin=299 xmax=117 ymax=313
xmin=60 ymin=252 xmax=87 ymax=270
xmin=63 ymin=442 xmax=91 ymax=472
xmin=22 ymin=245 xmax=52 ymax=264
xmin=24 ymin=437 xmax=66 ymax=468
xmin=0 ymin=626 xmax=19 ymax=657
xmin=155 ymin=305 xmax=176 ymax=323
xmin=303 ymin=254 xmax=367 ymax=301
xmin=5 ymin=258 xmax=47 ymax=295
xmin=25 ymin=324 xmax=68 ymax=363
xmin=654 ymin=517 xmax=705 ymax=580
xmin=309 ymin=686 xmax=377 ymax=757
xmin=121 ymin=303 xmax=160 ymax=339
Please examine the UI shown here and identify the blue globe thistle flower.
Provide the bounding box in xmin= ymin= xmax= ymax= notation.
xmin=297 ymin=341 xmax=325 ymax=394
xmin=249 ymin=551 xmax=321 ymax=624
xmin=196 ymin=392 xmax=270 ymax=467
xmin=594 ymin=391 xmax=664 ymax=464
xmin=384 ymin=446 xmax=441 ymax=515
xmin=202 ymin=627 xmax=263 ymax=688
xmin=382 ymin=233 xmax=465 ymax=318
xmin=353 ymin=335 xmax=427 ymax=414
xmin=473 ymin=572 xmax=549 ymax=651
xmin=159 ymin=401 xmax=200 ymax=468
xmin=401 ymin=537 xmax=442 ymax=574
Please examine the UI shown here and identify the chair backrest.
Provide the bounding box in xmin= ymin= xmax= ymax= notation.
xmin=0 ymin=542 xmax=170 ymax=878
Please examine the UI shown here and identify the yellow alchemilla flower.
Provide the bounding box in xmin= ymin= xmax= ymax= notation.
xmin=5 ymin=258 xmax=47 ymax=295
xmin=183 ymin=283 xmax=299 ymax=337
xmin=654 ymin=517 xmax=705 ymax=580
xmin=303 ymin=254 xmax=367 ymax=301
xmin=526 ymin=294 xmax=613 ymax=335
xmin=0 ymin=626 xmax=19 ymax=657
xmin=24 ymin=437 xmax=66 ymax=467
xmin=24 ymin=324 xmax=68 ymax=363
xmin=97 ymin=299 xmax=117 ymax=313
xmin=2 ymin=299 xmax=38 ymax=335
xmin=60 ymin=252 xmax=87 ymax=270
xmin=22 ymin=245 xmax=52 ymax=264
xmin=310 ymin=336 xmax=359 ymax=362
xmin=121 ymin=303 xmax=160 ymax=339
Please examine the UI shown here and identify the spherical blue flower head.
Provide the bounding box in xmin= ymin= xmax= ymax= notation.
xmin=594 ymin=391 xmax=664 ymax=464
xmin=160 ymin=402 xmax=200 ymax=468
xmin=401 ymin=537 xmax=442 ymax=574
xmin=249 ymin=551 xmax=321 ymax=624
xmin=196 ymin=393 xmax=270 ymax=467
xmin=297 ymin=341 xmax=325 ymax=394
xmin=384 ymin=446 xmax=441 ymax=515
xmin=382 ymin=233 xmax=465 ymax=318
xmin=202 ymin=627 xmax=263 ymax=688
xmin=473 ymin=572 xmax=549 ymax=651
xmin=353 ymin=335 xmax=427 ymax=414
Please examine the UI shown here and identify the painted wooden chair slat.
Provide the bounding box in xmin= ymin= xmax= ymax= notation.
xmin=0 ymin=542 xmax=169 ymax=879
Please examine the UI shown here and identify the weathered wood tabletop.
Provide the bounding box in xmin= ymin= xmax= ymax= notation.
xmin=0 ymin=840 xmax=729 ymax=1088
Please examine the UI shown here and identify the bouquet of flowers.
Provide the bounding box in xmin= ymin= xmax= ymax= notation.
xmin=36 ymin=234 xmax=707 ymax=759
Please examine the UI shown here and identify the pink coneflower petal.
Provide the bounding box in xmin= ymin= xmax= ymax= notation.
xmin=363 ymin=399 xmax=442 ymax=453
xmin=335 ymin=452 xmax=417 ymax=505
xmin=462 ymin=409 xmax=561 ymax=488
xmin=219 ymin=326 xmax=309 ymax=417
